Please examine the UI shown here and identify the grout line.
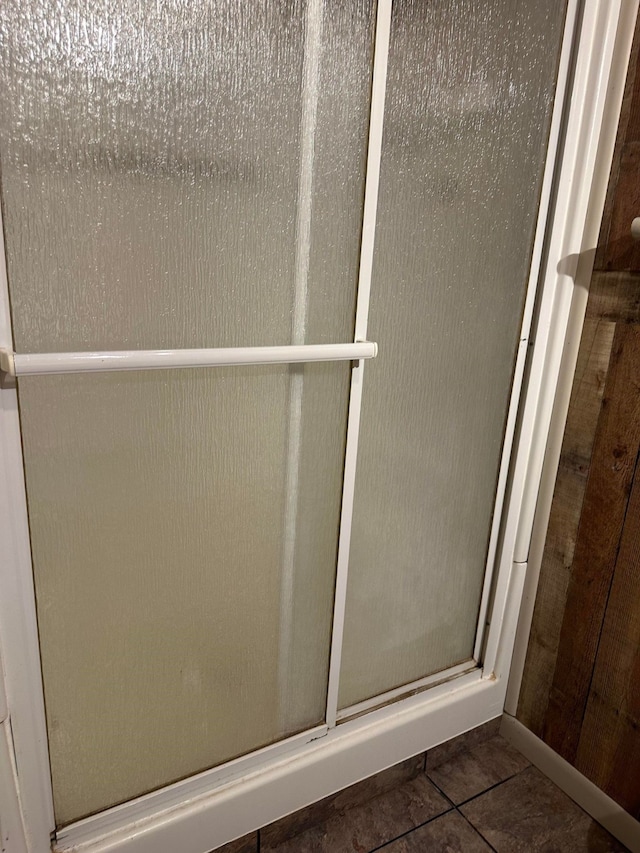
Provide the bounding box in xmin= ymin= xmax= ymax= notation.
xmin=368 ymin=805 xmax=455 ymax=852
xmin=455 ymin=807 xmax=499 ymax=853
xmin=422 ymin=773 xmax=458 ymax=811
xmin=448 ymin=767 xmax=530 ymax=810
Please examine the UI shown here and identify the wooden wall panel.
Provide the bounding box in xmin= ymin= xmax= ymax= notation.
xmin=516 ymin=312 xmax=615 ymax=735
xmin=587 ymin=270 xmax=640 ymax=323
xmin=602 ymin=142 xmax=640 ymax=270
xmin=597 ymin=10 xmax=640 ymax=272
xmin=543 ymin=324 xmax=640 ymax=761
xmin=575 ymin=466 xmax=640 ymax=819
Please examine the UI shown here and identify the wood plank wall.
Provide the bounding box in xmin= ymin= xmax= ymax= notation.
xmin=516 ymin=13 xmax=640 ymax=819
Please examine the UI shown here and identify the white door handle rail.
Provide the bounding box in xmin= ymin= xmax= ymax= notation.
xmin=0 ymin=342 xmax=377 ymax=377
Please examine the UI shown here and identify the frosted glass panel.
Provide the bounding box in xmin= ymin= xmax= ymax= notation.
xmin=19 ymin=364 xmax=350 ymax=824
xmin=0 ymin=0 xmax=374 ymax=352
xmin=0 ymin=0 xmax=375 ymax=827
xmin=339 ymin=0 xmax=567 ymax=709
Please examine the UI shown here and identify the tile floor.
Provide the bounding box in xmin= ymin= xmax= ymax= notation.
xmin=213 ymin=722 xmax=629 ymax=852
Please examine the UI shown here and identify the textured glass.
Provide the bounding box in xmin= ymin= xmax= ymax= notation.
xmin=0 ymin=0 xmax=374 ymax=826
xmin=339 ymin=0 xmax=568 ymax=709
xmin=19 ymin=364 xmax=350 ymax=824
xmin=0 ymin=0 xmax=374 ymax=352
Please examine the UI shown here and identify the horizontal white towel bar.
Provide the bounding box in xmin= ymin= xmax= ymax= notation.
xmin=0 ymin=342 xmax=377 ymax=377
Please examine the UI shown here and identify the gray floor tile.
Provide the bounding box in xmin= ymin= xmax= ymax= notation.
xmin=460 ymin=766 xmax=628 ymax=852
xmin=426 ymin=718 xmax=502 ymax=771
xmin=427 ymin=734 xmax=529 ymax=804
xmin=262 ymin=756 xmax=424 ymax=847
xmin=262 ymin=775 xmax=450 ymax=853
xmin=208 ymin=831 xmax=257 ymax=853
xmin=380 ymin=811 xmax=492 ymax=851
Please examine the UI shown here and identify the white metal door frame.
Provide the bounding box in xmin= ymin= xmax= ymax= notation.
xmin=0 ymin=0 xmax=636 ymax=850
xmin=324 ymin=0 xmax=393 ymax=728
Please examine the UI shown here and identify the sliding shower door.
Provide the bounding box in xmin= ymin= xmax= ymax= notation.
xmin=0 ymin=0 xmax=375 ymax=825
xmin=338 ymin=0 xmax=568 ymax=712
xmin=0 ymin=0 xmax=567 ymax=833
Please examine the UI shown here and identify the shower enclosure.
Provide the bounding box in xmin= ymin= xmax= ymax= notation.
xmin=0 ymin=0 xmax=632 ymax=850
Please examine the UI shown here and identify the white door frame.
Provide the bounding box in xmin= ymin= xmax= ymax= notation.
xmin=0 ymin=0 xmax=636 ymax=851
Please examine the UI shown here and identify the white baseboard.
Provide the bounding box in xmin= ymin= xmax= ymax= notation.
xmin=500 ymin=715 xmax=640 ymax=852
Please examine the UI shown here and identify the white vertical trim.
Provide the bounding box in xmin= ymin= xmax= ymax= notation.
xmin=278 ymin=0 xmax=324 ymax=731
xmin=324 ymin=360 xmax=365 ymax=726
xmin=352 ymin=1 xmax=392 ymax=345
xmin=0 ymin=719 xmax=29 ymax=853
xmin=324 ymin=0 xmax=393 ymax=728
xmin=473 ymin=0 xmax=581 ymax=661
xmin=482 ymin=0 xmax=638 ymax=678
xmin=505 ymin=0 xmax=640 ymax=714
xmin=501 ymin=715 xmax=640 ymax=853
xmin=0 ymin=204 xmax=55 ymax=848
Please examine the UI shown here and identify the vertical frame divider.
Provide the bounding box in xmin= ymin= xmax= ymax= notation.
xmin=471 ymin=0 xmax=581 ymax=662
xmin=325 ymin=0 xmax=393 ymax=728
